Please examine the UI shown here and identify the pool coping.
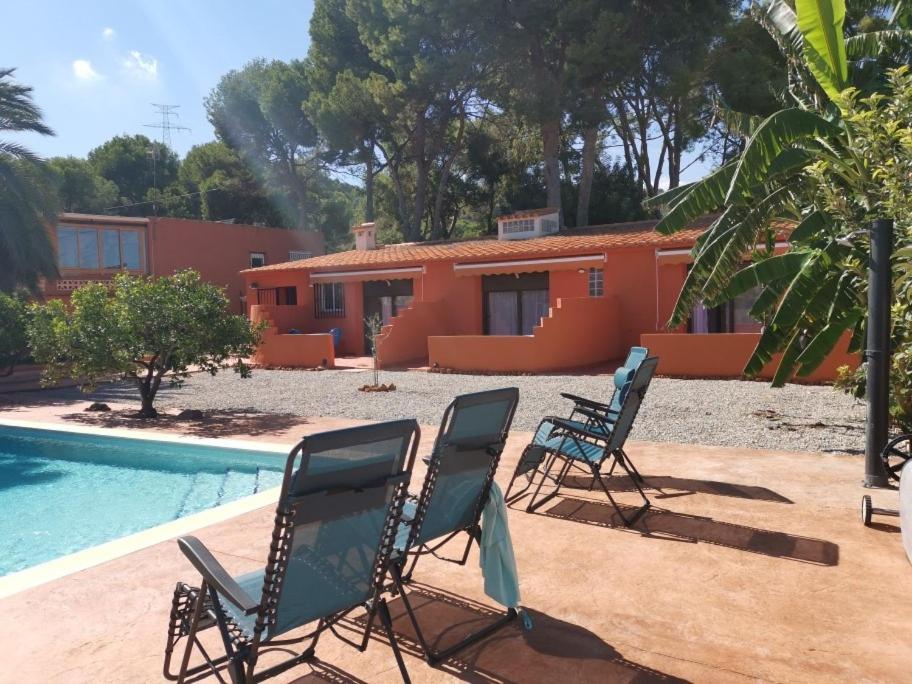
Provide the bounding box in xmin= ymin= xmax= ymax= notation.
xmin=0 ymin=418 xmax=292 ymax=599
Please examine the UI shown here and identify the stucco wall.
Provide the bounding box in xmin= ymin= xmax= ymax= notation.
xmin=374 ymin=300 xmax=452 ymax=367
xmin=249 ymin=304 xmax=335 ymax=368
xmin=151 ymin=218 xmax=323 ymax=313
xmin=428 ymin=295 xmax=622 ymax=372
xmin=641 ymin=332 xmax=860 ymax=382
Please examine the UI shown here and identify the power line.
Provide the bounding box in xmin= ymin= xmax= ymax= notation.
xmin=144 ymin=103 xmax=190 ymax=148
xmin=103 ymin=186 xmax=224 ymax=213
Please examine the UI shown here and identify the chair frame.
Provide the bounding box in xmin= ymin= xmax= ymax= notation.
xmin=504 ymin=348 xmax=649 ymax=503
xmin=163 ymin=421 xmax=420 ymax=684
xmin=507 ymin=358 xmax=657 ymax=527
xmin=388 ymin=388 xmax=519 ymax=665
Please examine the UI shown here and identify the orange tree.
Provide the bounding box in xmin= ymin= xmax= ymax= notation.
xmin=28 ymin=270 xmax=263 ymax=418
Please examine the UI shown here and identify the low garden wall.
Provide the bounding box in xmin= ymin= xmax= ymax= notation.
xmin=428 ymin=296 xmax=622 ymax=373
xmin=640 ymin=332 xmax=859 ymax=382
xmin=250 ymin=304 xmax=335 ymax=368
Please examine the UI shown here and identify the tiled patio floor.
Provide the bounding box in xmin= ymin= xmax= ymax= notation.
xmin=1 ymin=403 xmax=910 ymax=683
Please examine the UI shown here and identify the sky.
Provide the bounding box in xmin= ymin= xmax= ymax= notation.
xmin=6 ymin=0 xmax=710 ymax=186
xmin=5 ymin=0 xmax=315 ymax=159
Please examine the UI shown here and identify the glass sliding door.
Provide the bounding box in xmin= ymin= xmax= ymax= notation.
xmin=520 ymin=290 xmax=549 ymax=334
xmin=482 ymin=272 xmax=550 ymax=335
xmin=487 ymin=291 xmax=520 ymax=335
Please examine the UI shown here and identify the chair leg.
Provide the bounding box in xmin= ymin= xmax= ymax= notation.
xmin=505 ymin=446 xmax=549 ymax=504
xmin=176 ymin=581 xmax=209 ymax=684
xmin=389 ymin=564 xmax=516 ymax=666
xmin=617 ymin=447 xmax=646 ymax=485
xmin=592 ymin=460 xmax=650 ymax=528
xmin=378 ymin=598 xmax=412 ymax=683
xmin=527 ymin=454 xmax=572 ymax=513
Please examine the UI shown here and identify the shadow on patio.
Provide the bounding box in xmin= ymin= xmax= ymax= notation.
xmin=57 ymin=407 xmax=307 ymax=438
xmin=562 ymin=473 xmax=794 ymax=504
xmin=354 ymin=583 xmax=686 ymax=683
xmin=530 ymin=496 xmax=838 ymax=566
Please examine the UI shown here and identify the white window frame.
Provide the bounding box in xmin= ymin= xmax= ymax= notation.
xmin=288 ymin=250 xmax=312 ymax=261
xmin=249 ymin=252 xmax=266 ymax=268
xmin=315 ymin=282 xmax=345 ymax=318
xmin=588 ymin=267 xmax=604 ymax=297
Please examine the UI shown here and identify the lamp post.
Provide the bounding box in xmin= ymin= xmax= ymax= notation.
xmin=864 ymin=219 xmax=893 ymax=488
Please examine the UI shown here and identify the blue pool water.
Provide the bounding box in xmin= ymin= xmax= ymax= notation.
xmin=0 ymin=425 xmax=286 ymax=576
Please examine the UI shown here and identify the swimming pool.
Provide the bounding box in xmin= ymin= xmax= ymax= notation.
xmin=0 ymin=424 xmax=286 ymax=577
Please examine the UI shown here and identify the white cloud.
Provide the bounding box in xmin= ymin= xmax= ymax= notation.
xmin=102 ymin=27 xmax=116 ymax=40
xmin=123 ymin=50 xmax=158 ymax=81
xmin=72 ymin=59 xmax=103 ymax=81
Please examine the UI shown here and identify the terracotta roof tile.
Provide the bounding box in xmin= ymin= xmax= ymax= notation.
xmin=243 ymin=217 xmax=792 ymax=275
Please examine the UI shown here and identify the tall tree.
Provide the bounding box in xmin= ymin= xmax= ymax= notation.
xmin=178 ymin=141 xmax=281 ymax=225
xmin=604 ymin=1 xmax=736 ymax=197
xmin=308 ymin=0 xmax=390 ymax=222
xmin=206 ymin=59 xmax=325 ymax=230
xmin=87 ymin=134 xmax=179 ymax=215
xmin=337 ymin=0 xmax=488 ymax=241
xmin=47 ymin=156 xmax=119 ymax=213
xmin=484 ymin=1 xmax=582 ymax=220
xmin=0 ymin=67 xmax=58 ymax=292
xmin=565 ymin=2 xmax=638 ymax=226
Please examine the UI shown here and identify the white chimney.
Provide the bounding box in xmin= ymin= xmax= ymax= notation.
xmin=353 ymin=222 xmax=377 ymax=251
xmin=497 ymin=208 xmax=561 ymax=240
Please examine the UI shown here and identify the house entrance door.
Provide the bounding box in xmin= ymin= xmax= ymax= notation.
xmin=482 ymin=272 xmax=550 ymax=335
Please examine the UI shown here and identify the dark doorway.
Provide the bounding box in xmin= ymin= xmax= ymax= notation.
xmin=257 ymin=286 xmax=297 ymax=306
xmin=482 ymin=272 xmax=550 ymax=335
xmin=363 ymin=279 xmax=414 ymax=352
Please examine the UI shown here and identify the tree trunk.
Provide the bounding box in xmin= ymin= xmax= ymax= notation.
xmin=409 ymin=112 xmax=429 ymax=242
xmin=430 ymin=106 xmax=467 ymax=240
xmin=363 ymin=143 xmax=375 ymax=222
xmin=669 ymin=103 xmax=682 ymax=189
xmin=576 ymin=125 xmax=598 ymax=227
xmin=136 ymin=377 xmax=158 ymax=418
xmin=486 ymin=187 xmax=496 ymax=234
xmin=135 ymin=365 xmax=164 ymax=418
xmin=541 ymin=119 xmax=562 ymax=218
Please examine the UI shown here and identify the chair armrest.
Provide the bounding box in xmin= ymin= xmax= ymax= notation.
xmin=572 ymin=406 xmax=613 ymax=428
xmin=178 ymin=536 xmax=259 ymax=615
xmin=545 ymin=416 xmax=610 ymax=444
xmin=560 ymin=392 xmax=610 ymax=412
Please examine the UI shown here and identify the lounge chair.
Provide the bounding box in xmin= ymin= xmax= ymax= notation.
xmin=389 ymin=387 xmax=520 ymax=664
xmin=561 ymin=345 xmax=648 ymax=432
xmin=163 ymin=420 xmax=420 ymax=684
xmin=504 ymin=348 xmax=650 ymax=505
xmin=508 ymin=357 xmax=658 ymax=527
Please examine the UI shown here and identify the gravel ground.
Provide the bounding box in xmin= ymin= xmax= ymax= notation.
xmin=75 ymin=368 xmax=869 ymax=455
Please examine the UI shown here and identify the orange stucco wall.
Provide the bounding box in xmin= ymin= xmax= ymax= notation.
xmin=243 ymin=240 xmax=853 ymax=377
xmin=150 ymin=218 xmax=323 ymax=313
xmin=641 ymin=332 xmax=860 ymax=382
xmin=42 ymin=215 xmax=323 ymax=314
xmin=375 ymin=300 xmax=451 ymax=367
xmin=428 ymin=296 xmax=622 ymax=373
xmin=250 ymin=304 xmax=335 ymax=368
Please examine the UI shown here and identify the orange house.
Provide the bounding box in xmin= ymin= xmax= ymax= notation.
xmin=43 ymin=213 xmax=324 ymax=313
xmin=240 ymin=210 xmax=857 ymax=380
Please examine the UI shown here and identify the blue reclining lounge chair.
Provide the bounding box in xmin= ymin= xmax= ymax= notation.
xmin=505 ymin=347 xmax=649 ymax=504
xmin=389 ymin=387 xmax=520 ymax=664
xmin=163 ymin=420 xmax=420 ymax=684
xmin=561 ymin=345 xmax=648 ymax=434
xmin=508 ymin=357 xmax=658 ymax=527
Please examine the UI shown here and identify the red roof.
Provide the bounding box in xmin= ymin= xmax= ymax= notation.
xmin=243 ymin=216 xmax=771 ymax=274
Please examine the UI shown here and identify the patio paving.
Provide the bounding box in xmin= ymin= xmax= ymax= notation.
xmin=0 ymin=405 xmax=910 ymax=683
